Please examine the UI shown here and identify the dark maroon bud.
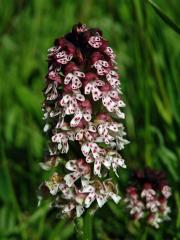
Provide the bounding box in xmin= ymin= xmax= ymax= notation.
xmin=82 ymin=72 xmax=97 ymax=87
xmin=75 ymin=49 xmax=84 ymax=65
xmin=64 ymin=32 xmax=76 ymax=44
xmin=159 ymin=180 xmax=168 ymax=190
xmin=99 ymin=39 xmax=109 ymax=51
xmin=100 ymin=83 xmax=112 ymax=92
xmin=76 ymin=119 xmax=87 ymax=128
xmin=66 ymin=43 xmax=76 ymax=55
xmin=72 ymin=23 xmax=81 ymax=35
xmin=82 ymin=30 xmax=92 ymax=42
xmin=135 ymin=169 xmax=144 ymax=179
xmin=54 ymin=37 xmax=66 ymax=46
xmin=127 ymin=186 xmax=137 ymax=195
xmin=143 ymin=183 xmax=152 ymax=190
xmin=56 ymin=38 xmax=76 ymax=55
xmin=88 ymin=28 xmax=102 ymax=37
xmin=90 ymin=52 xmax=104 ymax=64
xmin=85 ymin=72 xmax=97 ymax=81
xmin=80 ymin=100 xmax=92 ymax=110
xmin=63 ymin=84 xmax=73 ymax=93
xmin=38 ymin=183 xmax=51 ymax=198
xmin=94 ymin=28 xmax=102 ymax=36
xmin=72 ymin=22 xmax=87 ymax=35
xmin=158 ymin=196 xmax=166 ymax=204
xmin=64 ymin=62 xmax=79 ymax=75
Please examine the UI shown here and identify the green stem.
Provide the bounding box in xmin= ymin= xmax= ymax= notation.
xmin=83 ymin=210 xmax=93 ymax=240
xmin=75 ymin=217 xmax=83 ymax=240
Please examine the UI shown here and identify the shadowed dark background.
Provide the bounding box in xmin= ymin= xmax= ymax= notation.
xmin=0 ymin=0 xmax=179 ymax=239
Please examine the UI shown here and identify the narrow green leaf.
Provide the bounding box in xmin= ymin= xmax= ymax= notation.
xmin=148 ymin=0 xmax=180 ymax=34
xmin=175 ymin=192 xmax=180 ymax=229
xmin=158 ymin=146 xmax=178 ymax=181
xmin=153 ymin=93 xmax=172 ymax=125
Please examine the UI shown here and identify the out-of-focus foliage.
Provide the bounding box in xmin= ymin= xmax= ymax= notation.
xmin=0 ymin=0 xmax=179 ymax=239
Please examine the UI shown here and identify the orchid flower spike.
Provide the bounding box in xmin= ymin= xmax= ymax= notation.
xmin=38 ymin=23 xmax=129 ymax=218
xmin=124 ymin=168 xmax=172 ymax=229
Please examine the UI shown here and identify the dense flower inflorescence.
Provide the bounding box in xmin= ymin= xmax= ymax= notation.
xmin=125 ymin=168 xmax=171 ymax=228
xmin=39 ymin=23 xmax=128 ymax=218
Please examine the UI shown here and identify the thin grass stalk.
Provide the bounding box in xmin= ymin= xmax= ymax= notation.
xmin=83 ymin=210 xmax=93 ymax=240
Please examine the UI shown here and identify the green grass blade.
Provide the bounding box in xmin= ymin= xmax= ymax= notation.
xmin=148 ymin=0 xmax=180 ymax=34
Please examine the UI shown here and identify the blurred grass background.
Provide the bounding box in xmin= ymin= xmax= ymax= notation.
xmin=0 ymin=0 xmax=180 ymax=239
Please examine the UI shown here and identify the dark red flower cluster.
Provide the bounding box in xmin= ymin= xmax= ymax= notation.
xmin=125 ymin=168 xmax=171 ymax=228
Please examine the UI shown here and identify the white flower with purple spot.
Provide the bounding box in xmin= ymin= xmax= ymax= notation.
xmin=141 ymin=187 xmax=156 ymax=201
xmin=104 ymin=151 xmax=126 ymax=176
xmin=81 ymin=184 xmax=107 ymax=208
xmin=64 ymin=71 xmax=85 ymax=90
xmin=75 ymin=122 xmax=96 ymax=142
xmin=104 ymin=47 xmax=116 ymax=63
xmin=146 ymin=199 xmax=160 ymax=213
xmin=48 ymin=46 xmax=61 ymax=57
xmin=52 ymin=131 xmax=74 ymax=153
xmin=88 ymin=36 xmax=103 ymax=48
xmin=93 ymin=60 xmax=109 ymax=75
xmin=44 ymin=82 xmax=58 ymax=100
xmin=97 ymin=122 xmax=120 ymax=144
xmin=161 ymin=185 xmax=171 ymax=199
xmin=106 ymin=70 xmax=120 ymax=88
xmin=70 ymin=100 xmax=92 ymax=127
xmin=56 ymin=50 xmax=73 ymax=64
xmin=64 ymin=159 xmax=91 ymax=187
xmin=102 ymin=90 xmax=125 ymax=115
xmin=82 ymin=180 xmax=121 ymax=208
xmin=84 ymin=79 xmax=104 ymax=101
xmin=60 ymin=90 xmax=85 ymax=115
